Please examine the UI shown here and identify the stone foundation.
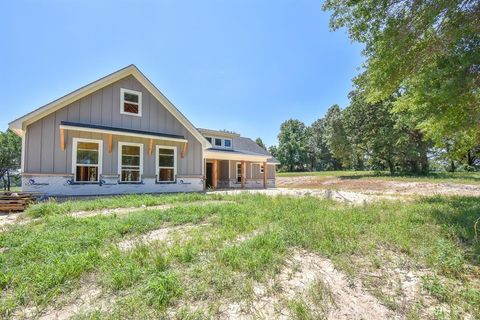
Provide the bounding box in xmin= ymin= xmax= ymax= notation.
xmin=22 ymin=175 xmax=204 ymax=197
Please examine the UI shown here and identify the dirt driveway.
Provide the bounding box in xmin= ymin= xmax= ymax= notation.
xmin=277 ymin=175 xmax=480 ymax=197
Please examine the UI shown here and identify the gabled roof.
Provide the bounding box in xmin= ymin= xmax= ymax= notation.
xmin=8 ymin=64 xmax=212 ymax=148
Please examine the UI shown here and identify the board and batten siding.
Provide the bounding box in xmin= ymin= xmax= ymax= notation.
xmin=24 ymin=75 xmax=203 ymax=177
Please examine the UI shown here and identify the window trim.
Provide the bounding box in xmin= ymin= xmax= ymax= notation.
xmin=155 ymin=145 xmax=177 ymax=183
xmin=120 ymin=88 xmax=142 ymax=117
xmin=118 ymin=142 xmax=144 ymax=183
xmin=72 ymin=137 xmax=103 ymax=183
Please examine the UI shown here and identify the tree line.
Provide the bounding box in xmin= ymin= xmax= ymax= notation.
xmin=262 ymin=0 xmax=479 ymax=174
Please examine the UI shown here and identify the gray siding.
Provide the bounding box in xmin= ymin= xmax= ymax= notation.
xmin=24 ymin=75 xmax=202 ymax=176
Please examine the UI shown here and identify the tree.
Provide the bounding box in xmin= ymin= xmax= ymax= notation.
xmin=277 ymin=119 xmax=308 ymax=171
xmin=343 ymin=92 xmax=400 ymax=174
xmin=0 ymin=129 xmax=21 ymax=191
xmin=268 ymin=145 xmax=278 ymax=159
xmin=323 ymin=105 xmax=351 ymax=168
xmin=323 ymin=0 xmax=480 ymax=156
xmin=306 ymin=119 xmax=339 ymax=171
xmin=255 ymin=138 xmax=267 ymax=150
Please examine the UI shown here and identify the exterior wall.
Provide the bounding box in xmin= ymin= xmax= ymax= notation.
xmin=22 ymin=175 xmax=203 ymax=197
xmin=24 ymin=75 xmax=203 ymax=176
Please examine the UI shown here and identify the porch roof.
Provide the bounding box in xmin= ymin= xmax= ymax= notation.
xmin=59 ymin=121 xmax=188 ymax=143
xmin=204 ymin=148 xmax=280 ymax=163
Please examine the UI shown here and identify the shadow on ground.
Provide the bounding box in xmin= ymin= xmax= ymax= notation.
xmin=420 ymin=196 xmax=480 ymax=266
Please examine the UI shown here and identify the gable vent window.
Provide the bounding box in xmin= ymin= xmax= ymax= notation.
xmin=120 ymin=88 xmax=142 ymax=116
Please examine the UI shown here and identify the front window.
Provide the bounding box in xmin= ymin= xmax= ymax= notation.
xmin=120 ymin=88 xmax=142 ymax=116
xmin=157 ymin=146 xmax=176 ymax=182
xmin=73 ymin=139 xmax=102 ymax=182
xmin=214 ymin=138 xmax=222 ymax=147
xmin=206 ymin=137 xmax=212 ymax=143
xmin=224 ymin=139 xmax=232 ymax=148
xmin=236 ymin=162 xmax=242 ymax=183
xmin=119 ymin=143 xmax=143 ymax=182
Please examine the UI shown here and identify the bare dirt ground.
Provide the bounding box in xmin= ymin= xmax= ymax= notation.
xmin=277 ymin=175 xmax=480 ymax=197
xmin=219 ymin=249 xmax=394 ymax=319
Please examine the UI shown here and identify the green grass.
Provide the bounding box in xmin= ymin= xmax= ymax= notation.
xmin=277 ymin=170 xmax=480 ymax=184
xmin=25 ymin=193 xmax=220 ymax=218
xmin=1 ymin=194 xmax=479 ymax=318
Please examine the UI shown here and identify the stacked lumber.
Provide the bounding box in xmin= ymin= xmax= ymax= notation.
xmin=0 ymin=192 xmax=39 ymax=212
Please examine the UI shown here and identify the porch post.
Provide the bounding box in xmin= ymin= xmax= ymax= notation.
xmin=241 ymin=160 xmax=245 ymax=188
xmin=213 ymin=159 xmax=218 ymax=189
xmin=263 ymin=161 xmax=267 ymax=188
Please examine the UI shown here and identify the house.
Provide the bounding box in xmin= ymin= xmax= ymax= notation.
xmin=8 ymin=65 xmax=279 ymax=196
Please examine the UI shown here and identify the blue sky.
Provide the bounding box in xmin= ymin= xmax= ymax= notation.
xmin=0 ymin=0 xmax=363 ymax=147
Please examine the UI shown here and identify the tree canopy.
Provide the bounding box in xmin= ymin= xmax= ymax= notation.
xmin=323 ymin=0 xmax=480 ymax=155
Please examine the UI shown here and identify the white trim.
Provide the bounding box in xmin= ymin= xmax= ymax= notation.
xmin=250 ymin=163 xmax=253 ymax=179
xmin=59 ymin=124 xmax=188 ymax=143
xmin=155 ymin=145 xmax=177 ymax=183
xmin=120 ymin=88 xmax=142 ymax=117
xmin=72 ymin=138 xmax=103 ymax=183
xmin=9 ymin=65 xmax=211 ymax=148
xmin=204 ymin=150 xmax=269 ymax=162
xmin=118 ymin=142 xmax=144 ymax=182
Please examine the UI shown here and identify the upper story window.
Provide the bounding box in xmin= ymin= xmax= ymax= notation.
xmin=120 ymin=88 xmax=142 ymax=116
xmin=118 ymin=142 xmax=143 ymax=183
xmin=73 ymin=138 xmax=102 ymax=183
xmin=206 ymin=136 xmax=233 ymax=149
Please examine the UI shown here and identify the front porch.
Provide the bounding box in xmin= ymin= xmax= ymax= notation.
xmin=204 ymin=159 xmax=275 ymax=190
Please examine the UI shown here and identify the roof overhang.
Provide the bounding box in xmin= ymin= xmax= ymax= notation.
xmin=204 ymin=149 xmax=271 ymax=162
xmin=59 ymin=121 xmax=188 ymax=143
xmin=8 ymin=65 xmax=212 ymax=148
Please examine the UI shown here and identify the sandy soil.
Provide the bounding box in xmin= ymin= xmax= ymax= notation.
xmin=220 ymin=249 xmax=394 ymax=319
xmin=118 ymin=222 xmax=210 ymax=251
xmin=210 ymin=188 xmax=390 ymax=204
xmin=277 ymin=176 xmax=480 ymax=197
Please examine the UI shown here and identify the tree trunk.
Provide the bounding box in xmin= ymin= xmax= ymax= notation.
xmin=450 ymin=160 xmax=455 ymax=172
xmin=387 ymin=159 xmax=395 ymax=175
xmin=6 ymin=170 xmax=10 ymax=191
xmin=467 ymin=150 xmax=473 ymax=166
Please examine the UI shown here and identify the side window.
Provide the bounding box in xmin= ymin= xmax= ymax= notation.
xmin=73 ymin=139 xmax=102 ymax=182
xmin=236 ymin=162 xmax=242 ymax=183
xmin=120 ymin=88 xmax=142 ymax=116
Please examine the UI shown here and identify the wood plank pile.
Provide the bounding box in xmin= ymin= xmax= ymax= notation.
xmin=0 ymin=192 xmax=39 ymax=212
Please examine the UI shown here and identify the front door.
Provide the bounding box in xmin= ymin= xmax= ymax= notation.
xmin=206 ymin=162 xmax=213 ymax=188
